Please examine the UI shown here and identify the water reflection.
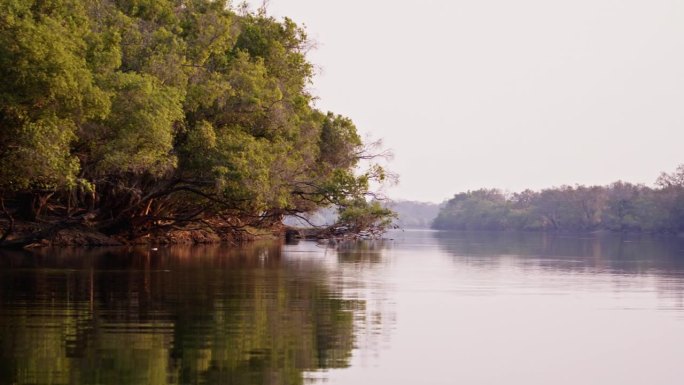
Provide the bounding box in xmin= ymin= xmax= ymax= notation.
xmin=314 ymin=231 xmax=684 ymax=385
xmin=336 ymin=240 xmax=389 ymax=265
xmin=0 ymin=243 xmax=356 ymax=385
xmin=433 ymin=231 xmax=684 ymax=275
xmin=3 ymin=233 xmax=684 ymax=385
xmin=431 ymin=231 xmax=684 ymax=316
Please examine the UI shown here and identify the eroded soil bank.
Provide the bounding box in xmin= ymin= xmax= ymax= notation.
xmin=0 ymin=219 xmax=282 ymax=249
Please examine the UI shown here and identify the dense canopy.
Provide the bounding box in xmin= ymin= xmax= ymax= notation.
xmin=0 ymin=0 xmax=392 ymax=243
xmin=433 ymin=165 xmax=684 ymax=233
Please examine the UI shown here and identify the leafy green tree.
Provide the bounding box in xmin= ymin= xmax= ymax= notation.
xmin=0 ymin=0 xmax=109 ymax=192
xmin=0 ymin=0 xmax=394 ymax=244
xmin=336 ymin=199 xmax=396 ymax=235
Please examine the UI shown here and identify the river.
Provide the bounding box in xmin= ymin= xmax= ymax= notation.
xmin=1 ymin=230 xmax=683 ymax=384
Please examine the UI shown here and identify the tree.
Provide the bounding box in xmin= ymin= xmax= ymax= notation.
xmin=432 ymin=165 xmax=684 ymax=234
xmin=0 ymin=0 xmax=394 ymax=245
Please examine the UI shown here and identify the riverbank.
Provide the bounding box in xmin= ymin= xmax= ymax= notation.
xmin=0 ymin=219 xmax=281 ymax=249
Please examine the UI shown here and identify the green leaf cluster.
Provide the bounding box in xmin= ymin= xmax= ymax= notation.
xmin=0 ymin=0 xmax=388 ymax=232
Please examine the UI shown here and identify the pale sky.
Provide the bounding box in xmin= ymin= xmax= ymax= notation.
xmin=247 ymin=0 xmax=684 ymax=203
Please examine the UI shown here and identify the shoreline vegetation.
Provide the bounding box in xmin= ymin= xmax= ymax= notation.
xmin=0 ymin=0 xmax=395 ymax=248
xmin=432 ymin=165 xmax=684 ymax=235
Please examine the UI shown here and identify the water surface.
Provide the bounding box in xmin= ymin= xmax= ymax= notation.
xmin=1 ymin=231 xmax=684 ymax=384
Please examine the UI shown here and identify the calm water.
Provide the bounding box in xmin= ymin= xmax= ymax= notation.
xmin=1 ymin=231 xmax=684 ymax=384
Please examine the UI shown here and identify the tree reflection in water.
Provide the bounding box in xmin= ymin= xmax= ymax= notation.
xmin=433 ymin=231 xmax=684 ymax=274
xmin=433 ymin=231 xmax=684 ymax=307
xmin=0 ymin=243 xmax=356 ymax=385
xmin=335 ymin=240 xmax=390 ymax=265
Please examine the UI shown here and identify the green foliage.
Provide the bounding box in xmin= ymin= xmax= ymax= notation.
xmin=433 ymin=189 xmax=510 ymax=231
xmin=0 ymin=0 xmax=389 ymax=236
xmin=85 ymin=72 xmax=184 ymax=176
xmin=0 ymin=0 xmax=109 ymax=190
xmin=318 ymin=112 xmax=363 ymax=170
xmin=433 ymin=166 xmax=684 ymax=234
xmin=337 ymin=199 xmax=397 ymax=234
xmin=0 ymin=115 xmax=80 ymax=190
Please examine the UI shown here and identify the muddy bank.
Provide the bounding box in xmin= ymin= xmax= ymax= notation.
xmin=0 ymin=219 xmax=281 ymax=249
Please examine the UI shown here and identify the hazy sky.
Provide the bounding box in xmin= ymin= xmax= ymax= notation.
xmin=246 ymin=0 xmax=684 ymax=202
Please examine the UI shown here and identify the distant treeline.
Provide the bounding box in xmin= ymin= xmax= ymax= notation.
xmin=433 ymin=165 xmax=684 ymax=233
xmin=389 ymin=200 xmax=442 ymax=229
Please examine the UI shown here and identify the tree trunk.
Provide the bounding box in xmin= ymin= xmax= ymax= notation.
xmin=0 ymin=198 xmax=14 ymax=242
